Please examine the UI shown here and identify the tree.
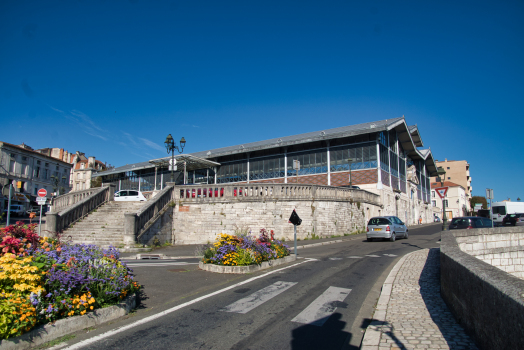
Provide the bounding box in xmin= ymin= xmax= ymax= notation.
xmin=90 ymin=176 xmax=102 ymax=188
xmin=470 ymin=196 xmax=488 ymax=210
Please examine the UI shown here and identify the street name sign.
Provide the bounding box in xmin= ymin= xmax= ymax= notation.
xmin=435 ymin=187 xmax=448 ymax=199
xmin=36 ymin=197 xmax=47 ymax=205
xmin=37 ymin=188 xmax=47 ymax=197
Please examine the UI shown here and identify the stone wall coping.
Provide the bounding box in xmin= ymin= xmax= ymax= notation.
xmin=0 ymin=294 xmax=136 ymax=350
xmin=450 ymin=226 xmax=524 ymax=238
xmin=440 ymin=230 xmax=524 ymax=349
xmin=199 ymin=255 xmax=297 ymax=274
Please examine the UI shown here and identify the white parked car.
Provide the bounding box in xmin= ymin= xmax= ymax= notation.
xmin=114 ymin=190 xmax=147 ymax=202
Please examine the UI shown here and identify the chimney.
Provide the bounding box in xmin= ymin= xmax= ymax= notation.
xmin=88 ymin=156 xmax=95 ymax=168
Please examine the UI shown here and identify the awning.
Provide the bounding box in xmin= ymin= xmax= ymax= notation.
xmin=149 ymin=154 xmax=220 ymax=172
xmin=11 ymin=193 xmax=31 ymax=203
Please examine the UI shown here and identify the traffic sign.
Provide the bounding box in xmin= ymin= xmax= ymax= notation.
xmin=36 ymin=197 xmax=47 ymax=205
xmin=37 ymin=188 xmax=47 ymax=197
xmin=435 ymin=187 xmax=448 ymax=199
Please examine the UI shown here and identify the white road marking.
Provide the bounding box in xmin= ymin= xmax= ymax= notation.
xmin=62 ymin=259 xmax=317 ymax=350
xmin=348 ymin=256 xmax=363 ymax=259
xmin=383 ymin=254 xmax=397 ymax=257
xmin=220 ymin=281 xmax=297 ymax=314
xmin=291 ymin=286 xmax=351 ymax=326
xmin=329 ymin=258 xmax=343 ymax=260
xmin=365 ymin=255 xmax=381 ymax=257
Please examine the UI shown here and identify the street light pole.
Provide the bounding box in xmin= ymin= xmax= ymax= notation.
xmin=437 ymin=166 xmax=447 ymax=230
xmin=164 ymin=134 xmax=186 ymax=183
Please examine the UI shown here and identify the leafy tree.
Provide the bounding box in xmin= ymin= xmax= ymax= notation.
xmin=90 ymin=176 xmax=102 ymax=188
xmin=470 ymin=196 xmax=487 ymax=210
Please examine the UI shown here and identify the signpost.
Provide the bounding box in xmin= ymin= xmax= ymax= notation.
xmin=6 ymin=184 xmax=13 ymax=226
xmin=293 ymin=160 xmax=300 ymax=183
xmin=486 ymin=188 xmax=494 ymax=228
xmin=37 ymin=188 xmax=47 ymax=236
xmin=288 ymin=209 xmax=302 ymax=257
xmin=435 ymin=187 xmax=448 ymax=230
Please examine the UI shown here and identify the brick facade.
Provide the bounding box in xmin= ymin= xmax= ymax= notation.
xmin=331 ymin=169 xmax=378 ymax=186
xmin=381 ymin=170 xmax=390 ymax=187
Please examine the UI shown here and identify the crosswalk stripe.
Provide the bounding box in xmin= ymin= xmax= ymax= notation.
xmin=365 ymin=255 xmax=380 ymax=257
xmin=348 ymin=256 xmax=363 ymax=258
xmin=329 ymin=258 xmax=342 ymax=260
xmin=383 ymin=254 xmax=397 ymax=257
xmin=220 ymin=281 xmax=297 ymax=314
xmin=291 ymin=286 xmax=351 ymax=326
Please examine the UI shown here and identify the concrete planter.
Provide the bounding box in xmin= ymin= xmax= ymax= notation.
xmin=0 ymin=294 xmax=137 ymax=350
xmin=199 ymin=255 xmax=297 ymax=274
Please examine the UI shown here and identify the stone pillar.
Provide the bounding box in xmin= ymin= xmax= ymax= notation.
xmin=45 ymin=213 xmax=58 ymax=238
xmin=124 ymin=213 xmax=137 ymax=245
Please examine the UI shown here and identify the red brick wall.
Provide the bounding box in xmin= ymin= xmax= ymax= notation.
xmin=381 ymin=170 xmax=390 ymax=187
xmin=330 ymin=169 xmax=378 ymax=186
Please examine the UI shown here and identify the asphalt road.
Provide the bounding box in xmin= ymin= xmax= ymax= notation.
xmin=59 ymin=223 xmax=442 ymax=350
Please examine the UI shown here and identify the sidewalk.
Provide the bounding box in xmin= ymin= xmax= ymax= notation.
xmin=361 ymin=248 xmax=478 ymax=350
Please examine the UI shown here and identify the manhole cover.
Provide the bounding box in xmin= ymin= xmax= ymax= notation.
xmin=168 ymin=268 xmax=188 ymax=272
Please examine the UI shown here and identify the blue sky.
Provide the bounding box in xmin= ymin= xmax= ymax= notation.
xmin=1 ymin=0 xmax=522 ymax=202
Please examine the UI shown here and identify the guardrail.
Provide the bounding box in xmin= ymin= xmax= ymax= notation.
xmin=50 ymin=187 xmax=104 ymax=213
xmin=45 ymin=184 xmax=116 ymax=237
xmin=174 ymin=183 xmax=381 ymax=206
xmin=134 ymin=185 xmax=174 ymax=241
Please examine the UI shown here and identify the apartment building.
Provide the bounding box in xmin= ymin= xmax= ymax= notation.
xmin=431 ymin=159 xmax=472 ymax=211
xmin=0 ymin=142 xmax=72 ymax=211
xmin=431 ymin=181 xmax=468 ymax=219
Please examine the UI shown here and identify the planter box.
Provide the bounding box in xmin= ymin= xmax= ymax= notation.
xmin=0 ymin=294 xmax=136 ymax=350
xmin=199 ymin=255 xmax=297 ymax=274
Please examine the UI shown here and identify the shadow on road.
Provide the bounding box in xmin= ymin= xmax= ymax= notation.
xmin=360 ymin=317 xmax=406 ymax=349
xmin=290 ymin=313 xmax=357 ymax=350
xmin=419 ymin=248 xmax=478 ymax=350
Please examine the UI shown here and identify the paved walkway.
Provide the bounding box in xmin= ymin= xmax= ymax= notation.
xmin=361 ymin=248 xmax=478 ymax=350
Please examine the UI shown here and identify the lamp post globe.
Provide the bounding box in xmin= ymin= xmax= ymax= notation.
xmin=164 ymin=134 xmax=186 ymax=184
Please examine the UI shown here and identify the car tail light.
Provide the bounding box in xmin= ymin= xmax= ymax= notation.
xmin=386 ymin=225 xmax=390 ymax=232
xmin=367 ymin=227 xmax=369 ymax=232
xmin=467 ymin=226 xmax=473 ymax=229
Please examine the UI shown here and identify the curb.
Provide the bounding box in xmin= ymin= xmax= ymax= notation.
xmin=0 ymin=294 xmax=137 ymax=350
xmin=360 ymin=250 xmax=418 ymax=350
xmin=199 ymin=255 xmax=297 ymax=274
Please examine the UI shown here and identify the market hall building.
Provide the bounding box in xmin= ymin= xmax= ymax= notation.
xmin=95 ymin=117 xmax=438 ymax=225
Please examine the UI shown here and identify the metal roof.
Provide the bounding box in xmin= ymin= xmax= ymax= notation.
xmin=190 ymin=117 xmax=405 ymax=158
xmin=93 ymin=154 xmax=220 ymax=177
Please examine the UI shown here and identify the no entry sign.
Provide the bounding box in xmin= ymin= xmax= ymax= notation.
xmin=37 ymin=188 xmax=47 ymax=197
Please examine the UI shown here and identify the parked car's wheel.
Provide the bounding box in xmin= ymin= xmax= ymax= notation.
xmin=390 ymin=233 xmax=396 ymax=242
xmin=366 ymin=237 xmax=373 ymax=242
xmin=404 ymin=231 xmax=408 ymax=239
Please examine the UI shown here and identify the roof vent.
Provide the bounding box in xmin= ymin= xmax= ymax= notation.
xmin=320 ymin=131 xmax=326 ymax=136
xmin=207 ymin=151 xmax=211 ymax=155
xmin=239 ymin=145 xmax=245 ymax=149
xmin=370 ymin=124 xmax=376 ymax=129
xmin=277 ymin=139 xmax=282 ymax=143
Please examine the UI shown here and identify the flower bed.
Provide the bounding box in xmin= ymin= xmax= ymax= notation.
xmin=0 ymin=222 xmax=140 ymax=340
xmin=200 ymin=229 xmax=291 ymax=270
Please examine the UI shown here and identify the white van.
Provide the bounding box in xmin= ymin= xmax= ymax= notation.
xmin=491 ymin=202 xmax=524 ymax=225
xmin=3 ymin=205 xmax=26 ymax=217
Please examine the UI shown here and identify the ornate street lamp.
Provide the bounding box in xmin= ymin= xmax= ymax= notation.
xmin=164 ymin=134 xmax=186 ymax=183
xmin=436 ymin=166 xmax=447 ymax=230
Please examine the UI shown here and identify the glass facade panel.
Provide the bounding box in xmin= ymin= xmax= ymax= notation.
xmin=217 ymin=161 xmax=248 ymax=183
xmin=288 ymin=149 xmax=327 ymax=176
xmin=330 ymin=142 xmax=377 ymax=172
xmin=379 ymin=144 xmax=389 ymax=172
xmin=248 ymin=155 xmax=285 ymax=180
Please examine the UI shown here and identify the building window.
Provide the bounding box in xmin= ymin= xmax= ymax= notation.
xmin=447 ymin=167 xmax=450 ymax=169
xmin=34 ymin=167 xmax=41 ymax=178
xmin=22 ymin=156 xmax=27 ymax=161
xmin=34 ymin=186 xmax=38 ymax=195
xmin=432 ymin=200 xmax=436 ymax=207
xmin=56 ymin=165 xmax=59 ymax=170
xmin=45 ymin=163 xmax=49 ymax=167
xmin=330 ymin=142 xmax=377 ymax=172
xmin=21 ymin=164 xmax=28 ymax=175
xmin=447 ymin=177 xmax=450 ymax=180
xmin=43 ymin=169 xmax=48 ymax=179
xmin=37 ymin=160 xmax=41 ymax=165
xmin=431 ymin=191 xmax=435 ymax=198
xmin=9 ymin=158 xmax=16 ymax=173
xmin=80 ymin=163 xmax=85 ymax=169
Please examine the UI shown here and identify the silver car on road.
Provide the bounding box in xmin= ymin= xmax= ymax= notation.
xmin=366 ymin=216 xmax=408 ymax=242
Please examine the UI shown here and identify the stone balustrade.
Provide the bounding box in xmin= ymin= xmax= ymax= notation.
xmin=45 ymin=184 xmax=116 ymax=237
xmin=175 ymin=183 xmax=381 ymax=206
xmin=50 ymin=187 xmax=105 ymax=213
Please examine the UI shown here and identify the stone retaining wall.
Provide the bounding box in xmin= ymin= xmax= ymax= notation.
xmin=440 ymin=229 xmax=524 ymax=350
xmin=454 ymin=227 xmax=524 ymax=279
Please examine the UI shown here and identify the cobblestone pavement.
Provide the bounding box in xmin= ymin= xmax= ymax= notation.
xmin=362 ymin=248 xmax=478 ymax=350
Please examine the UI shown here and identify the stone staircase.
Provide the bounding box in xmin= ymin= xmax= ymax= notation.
xmin=61 ymin=201 xmax=144 ymax=248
